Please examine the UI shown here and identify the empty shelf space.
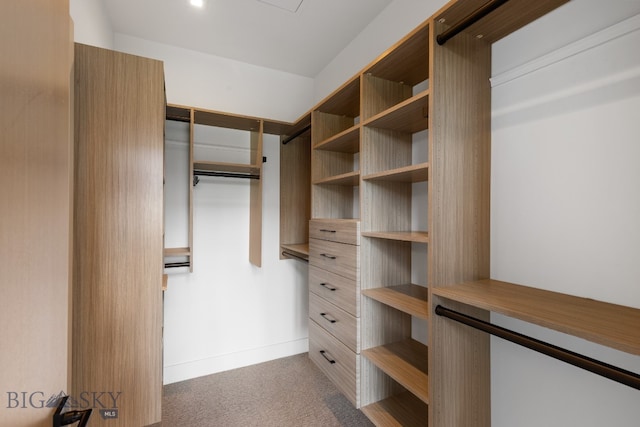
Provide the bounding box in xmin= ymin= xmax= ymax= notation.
xmin=361 ymin=391 xmax=429 ymax=427
xmin=314 ymin=125 xmax=360 ymax=153
xmin=193 ymin=161 xmax=260 ymax=175
xmin=363 ymin=163 xmax=429 ymax=182
xmin=313 ymin=170 xmax=360 ymax=186
xmin=363 ymin=91 xmax=429 ymax=134
xmin=432 ymin=279 xmax=640 ymax=356
xmin=363 ymin=284 xmax=428 ymax=319
xmin=363 ymin=339 xmax=429 ymax=404
xmin=362 ymin=231 xmax=429 ymax=243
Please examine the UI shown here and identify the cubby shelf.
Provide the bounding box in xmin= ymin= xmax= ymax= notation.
xmin=363 ymin=284 xmax=429 ymax=319
xmin=363 ymin=162 xmax=428 ymax=182
xmin=163 ymin=247 xmax=191 ymax=257
xmin=314 ymin=125 xmax=360 ymax=153
xmin=361 ymin=392 xmax=428 ymax=427
xmin=363 ymin=91 xmax=429 ymax=134
xmin=313 ymin=171 xmax=360 ymax=186
xmin=363 ymin=339 xmax=429 ymax=404
xmin=362 ymin=231 xmax=429 ymax=243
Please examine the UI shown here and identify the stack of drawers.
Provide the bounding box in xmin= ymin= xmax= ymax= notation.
xmin=308 ymin=219 xmax=361 ymax=407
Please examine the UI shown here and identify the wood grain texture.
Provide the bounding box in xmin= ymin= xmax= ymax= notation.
xmin=362 ymin=74 xmax=412 ymax=121
xmin=363 ymin=91 xmax=429 ymax=134
xmin=361 ymin=392 xmax=429 ymax=427
xmin=309 ymin=218 xmax=360 ymax=245
xmin=249 ymin=126 xmax=263 ymax=266
xmin=309 ymin=321 xmax=360 ymax=407
xmin=363 ymin=284 xmax=429 ymax=319
xmin=363 ymin=162 xmax=429 ymax=183
xmin=73 ymin=43 xmax=164 ymax=427
xmin=309 ymin=239 xmax=360 ymax=282
xmin=310 ymin=292 xmax=360 ymax=353
xmin=0 ymin=2 xmax=72 ymax=425
xmin=279 ymin=133 xmax=311 ymax=258
xmin=362 ymin=339 xmax=429 ymax=404
xmin=433 ymin=279 xmax=640 ymax=356
xmin=428 ymin=21 xmax=492 ymax=427
xmin=309 ymin=264 xmax=359 ymax=317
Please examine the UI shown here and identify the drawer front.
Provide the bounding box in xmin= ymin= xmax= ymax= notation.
xmin=309 ymin=320 xmax=359 ymax=407
xmin=309 ymin=239 xmax=359 ymax=282
xmin=309 ymin=219 xmax=360 ymax=245
xmin=309 ymin=265 xmax=358 ymax=317
xmin=309 ymin=292 xmax=359 ymax=353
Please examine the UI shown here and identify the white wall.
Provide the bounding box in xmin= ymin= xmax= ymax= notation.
xmin=491 ymin=1 xmax=640 ymax=425
xmin=113 ymin=27 xmax=315 ymax=385
xmin=69 ymin=0 xmax=113 ymax=48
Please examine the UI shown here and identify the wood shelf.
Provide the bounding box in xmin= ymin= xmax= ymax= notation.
xmin=314 ymin=125 xmax=360 ymax=153
xmin=433 ymin=279 xmax=640 ymax=356
xmin=363 ymin=339 xmax=429 ymax=404
xmin=363 ymin=163 xmax=429 ymax=183
xmin=281 ymin=243 xmax=309 ymax=262
xmin=361 ymin=391 xmax=429 ymax=427
xmin=363 ymin=91 xmax=429 ymax=134
xmin=362 ymin=231 xmax=429 ymax=243
xmin=316 ymin=75 xmax=361 ymax=117
xmin=313 ymin=170 xmax=360 ymax=186
xmin=363 ymin=284 xmax=428 ymax=320
xmin=193 ymin=160 xmax=261 ymax=175
xmin=163 ymin=247 xmax=191 ymax=257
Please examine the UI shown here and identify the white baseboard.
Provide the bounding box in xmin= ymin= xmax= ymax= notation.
xmin=163 ymin=338 xmax=309 ymax=385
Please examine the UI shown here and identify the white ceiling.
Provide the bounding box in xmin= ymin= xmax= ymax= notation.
xmin=104 ymin=0 xmax=393 ymax=77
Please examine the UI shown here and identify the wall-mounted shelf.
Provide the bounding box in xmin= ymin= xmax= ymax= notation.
xmin=361 ymin=231 xmax=429 ymax=243
xmin=363 ymin=284 xmax=429 ymax=319
xmin=433 ymin=279 xmax=640 ymax=356
xmin=363 ymin=162 xmax=429 ymax=182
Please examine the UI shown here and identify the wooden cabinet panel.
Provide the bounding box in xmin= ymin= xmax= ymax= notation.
xmin=309 ymin=292 xmax=360 ymax=353
xmin=309 ymin=239 xmax=360 ymax=282
xmin=309 ymin=218 xmax=360 ymax=245
xmin=72 ymin=43 xmax=164 ymax=427
xmin=309 ymin=265 xmax=359 ymax=317
xmin=309 ymin=321 xmax=360 ymax=407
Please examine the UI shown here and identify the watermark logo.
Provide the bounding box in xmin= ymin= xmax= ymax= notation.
xmin=6 ymin=390 xmax=121 ymax=419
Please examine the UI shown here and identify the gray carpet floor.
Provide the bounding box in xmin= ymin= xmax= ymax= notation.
xmin=159 ymin=353 xmax=374 ymax=426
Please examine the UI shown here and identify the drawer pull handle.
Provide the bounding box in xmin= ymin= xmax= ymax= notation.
xmin=320 ymin=282 xmax=336 ymax=291
xmin=319 ymin=229 xmax=336 ymax=233
xmin=320 ymin=312 xmax=337 ymax=323
xmin=320 ymin=350 xmax=336 ymax=364
xmin=320 ymin=253 xmax=337 ymax=260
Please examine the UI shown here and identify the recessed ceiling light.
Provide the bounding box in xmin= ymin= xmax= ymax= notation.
xmin=190 ymin=0 xmax=205 ymax=8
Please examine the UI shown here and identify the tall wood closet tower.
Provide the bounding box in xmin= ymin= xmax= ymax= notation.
xmin=281 ymin=0 xmax=571 ymax=425
xmin=72 ymin=44 xmax=165 ymax=427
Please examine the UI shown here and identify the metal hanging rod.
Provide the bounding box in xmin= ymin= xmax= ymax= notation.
xmin=282 ymin=124 xmax=311 ymax=145
xmin=193 ymin=170 xmax=260 ymax=180
xmin=436 ymin=0 xmax=510 ymax=45
xmin=435 ymin=305 xmax=640 ymax=391
xmin=164 ymin=262 xmax=191 ymax=269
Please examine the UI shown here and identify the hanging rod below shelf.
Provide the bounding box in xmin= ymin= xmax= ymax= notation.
xmin=435 ymin=305 xmax=640 ymax=391
xmin=436 ymin=0 xmax=510 ymax=45
xmin=282 ymin=251 xmax=309 ymax=263
xmin=164 ymin=262 xmax=191 ymax=269
xmin=193 ymin=170 xmax=260 ymax=180
xmin=282 ymin=124 xmax=311 ymax=145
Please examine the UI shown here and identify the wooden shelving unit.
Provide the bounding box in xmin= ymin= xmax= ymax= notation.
xmin=362 ymin=285 xmax=429 ymax=319
xmin=166 ymin=104 xmax=289 ymax=268
xmin=361 ymin=231 xmax=429 ymax=243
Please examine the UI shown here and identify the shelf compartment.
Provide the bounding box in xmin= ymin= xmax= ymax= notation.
xmin=365 ymin=22 xmax=429 ymax=86
xmin=314 ymin=125 xmax=360 ymax=153
xmin=363 ymin=284 xmax=428 ymax=320
xmin=362 ymin=231 xmax=429 ymax=243
xmin=363 ymin=163 xmax=428 ymax=183
xmin=361 ymin=391 xmax=429 ymax=427
xmin=363 ymin=90 xmax=429 ymax=134
xmin=280 ymin=243 xmax=309 ymax=262
xmin=433 ymin=279 xmax=640 ymax=356
xmin=363 ymin=339 xmax=429 ymax=404
xmin=314 ymin=171 xmax=360 ymax=186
